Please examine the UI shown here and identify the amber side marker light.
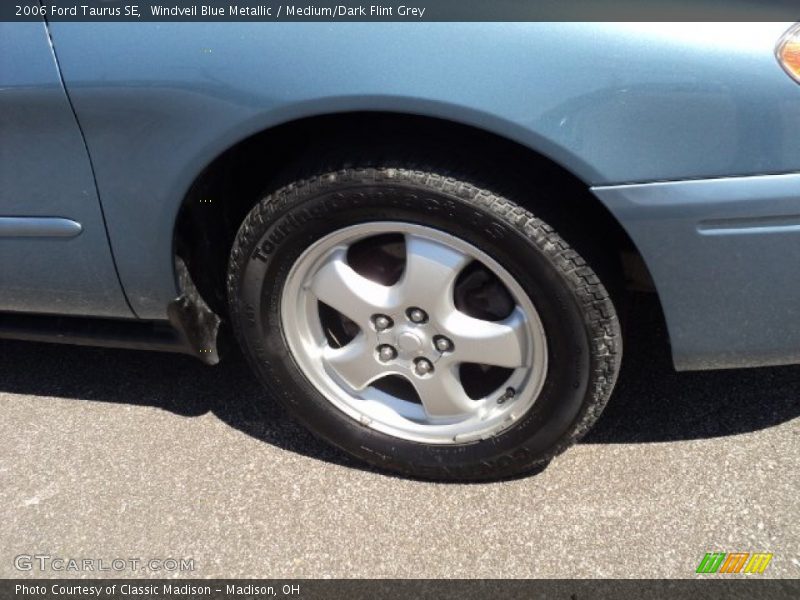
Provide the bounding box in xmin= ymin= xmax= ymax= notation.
xmin=777 ymin=23 xmax=800 ymax=83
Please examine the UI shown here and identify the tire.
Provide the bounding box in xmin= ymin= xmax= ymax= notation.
xmin=227 ymin=165 xmax=621 ymax=481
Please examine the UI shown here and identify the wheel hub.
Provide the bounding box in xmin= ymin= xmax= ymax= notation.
xmin=396 ymin=330 xmax=425 ymax=355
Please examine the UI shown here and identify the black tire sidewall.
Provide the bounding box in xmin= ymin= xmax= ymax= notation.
xmin=231 ymin=177 xmax=599 ymax=479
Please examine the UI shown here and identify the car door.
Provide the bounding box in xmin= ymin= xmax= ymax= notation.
xmin=0 ymin=21 xmax=132 ymax=318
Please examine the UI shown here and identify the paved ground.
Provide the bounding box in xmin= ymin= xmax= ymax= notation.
xmin=0 ymin=297 xmax=797 ymax=579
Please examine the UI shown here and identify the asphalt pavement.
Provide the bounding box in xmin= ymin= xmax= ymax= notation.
xmin=0 ymin=296 xmax=797 ymax=578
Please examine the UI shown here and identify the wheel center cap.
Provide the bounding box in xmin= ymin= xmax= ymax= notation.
xmin=397 ymin=331 xmax=423 ymax=353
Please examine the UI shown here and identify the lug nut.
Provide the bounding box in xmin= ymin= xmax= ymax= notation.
xmin=434 ymin=336 xmax=453 ymax=353
xmin=407 ymin=307 xmax=428 ymax=324
xmin=373 ymin=314 xmax=393 ymax=331
xmin=377 ymin=345 xmax=397 ymax=362
xmin=414 ymin=358 xmax=434 ymax=376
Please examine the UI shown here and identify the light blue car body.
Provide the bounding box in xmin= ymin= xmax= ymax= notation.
xmin=2 ymin=20 xmax=799 ymax=370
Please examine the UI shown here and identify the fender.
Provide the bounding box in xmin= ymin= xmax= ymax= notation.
xmin=46 ymin=21 xmax=800 ymax=333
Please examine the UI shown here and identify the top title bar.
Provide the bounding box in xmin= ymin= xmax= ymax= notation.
xmin=3 ymin=0 xmax=800 ymax=22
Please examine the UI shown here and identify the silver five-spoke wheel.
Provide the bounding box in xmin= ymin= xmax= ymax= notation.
xmin=281 ymin=222 xmax=548 ymax=444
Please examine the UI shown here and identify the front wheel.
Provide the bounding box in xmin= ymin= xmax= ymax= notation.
xmin=227 ymin=166 xmax=621 ymax=481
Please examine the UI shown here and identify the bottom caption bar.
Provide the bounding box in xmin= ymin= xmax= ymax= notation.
xmin=3 ymin=580 xmax=800 ymax=600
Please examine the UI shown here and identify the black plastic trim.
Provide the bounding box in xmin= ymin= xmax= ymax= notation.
xmin=0 ymin=312 xmax=190 ymax=355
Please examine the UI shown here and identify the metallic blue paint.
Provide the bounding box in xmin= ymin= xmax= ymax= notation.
xmin=0 ymin=22 xmax=131 ymax=317
xmin=594 ymin=173 xmax=800 ymax=370
xmin=44 ymin=22 xmax=800 ymax=323
xmin=3 ymin=21 xmax=800 ymax=369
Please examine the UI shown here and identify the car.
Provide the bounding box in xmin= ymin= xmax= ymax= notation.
xmin=2 ymin=19 xmax=800 ymax=481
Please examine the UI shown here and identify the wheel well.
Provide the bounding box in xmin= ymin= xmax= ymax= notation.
xmin=174 ymin=112 xmax=654 ymax=320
